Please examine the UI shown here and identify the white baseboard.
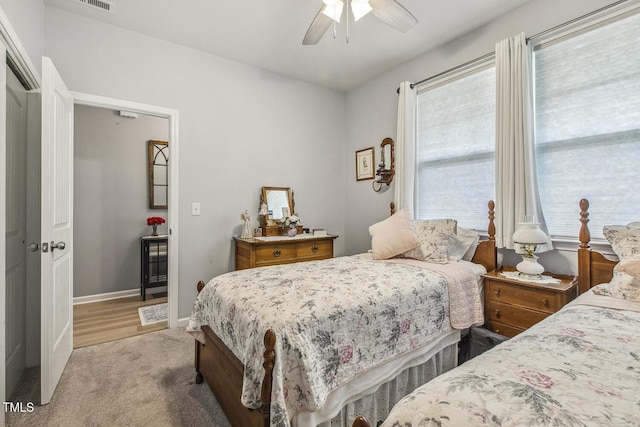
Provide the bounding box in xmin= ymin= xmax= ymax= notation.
xmin=177 ymin=317 xmax=190 ymax=328
xmin=73 ymin=288 xmax=140 ymax=305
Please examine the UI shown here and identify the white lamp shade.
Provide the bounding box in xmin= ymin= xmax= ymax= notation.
xmin=322 ymin=1 xmax=344 ymax=22
xmin=351 ymin=0 xmax=372 ymax=21
xmin=512 ymin=222 xmax=548 ymax=245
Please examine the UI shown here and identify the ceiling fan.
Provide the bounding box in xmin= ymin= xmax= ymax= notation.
xmin=303 ymin=0 xmax=418 ymax=45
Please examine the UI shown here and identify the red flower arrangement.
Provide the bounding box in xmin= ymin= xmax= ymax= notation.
xmin=147 ymin=216 xmax=165 ymax=226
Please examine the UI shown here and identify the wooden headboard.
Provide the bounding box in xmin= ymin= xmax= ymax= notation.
xmin=389 ymin=201 xmax=497 ymax=273
xmin=577 ymin=198 xmax=617 ymax=295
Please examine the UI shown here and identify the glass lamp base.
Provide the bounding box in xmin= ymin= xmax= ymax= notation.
xmin=516 ymin=255 xmax=544 ymax=280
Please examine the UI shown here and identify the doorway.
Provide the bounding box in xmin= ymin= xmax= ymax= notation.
xmin=72 ymin=92 xmax=180 ymax=332
xmin=71 ymin=104 xmax=170 ymax=348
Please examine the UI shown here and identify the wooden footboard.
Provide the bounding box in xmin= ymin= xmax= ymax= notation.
xmin=195 ymin=280 xmax=275 ymax=427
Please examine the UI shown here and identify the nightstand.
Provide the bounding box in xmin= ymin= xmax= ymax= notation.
xmin=483 ymin=268 xmax=578 ymax=338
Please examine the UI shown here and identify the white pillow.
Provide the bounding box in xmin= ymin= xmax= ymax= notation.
xmin=448 ymin=227 xmax=480 ymax=262
xmin=369 ymin=207 xmax=419 ymax=260
xmin=592 ymin=255 xmax=640 ymax=302
xmin=403 ymin=219 xmax=457 ymax=263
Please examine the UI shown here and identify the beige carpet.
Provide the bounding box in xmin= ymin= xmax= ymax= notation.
xmin=6 ymin=328 xmax=231 ymax=427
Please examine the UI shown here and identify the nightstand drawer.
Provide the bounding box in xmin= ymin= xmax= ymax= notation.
xmin=485 ymin=320 xmax=525 ymax=338
xmin=296 ymin=240 xmax=332 ymax=258
xmin=255 ymin=245 xmax=297 ymax=264
xmin=486 ymin=281 xmax=559 ymax=313
xmin=486 ymin=300 xmax=549 ymax=329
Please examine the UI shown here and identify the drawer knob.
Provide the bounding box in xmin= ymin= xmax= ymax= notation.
xmin=311 ymin=245 xmax=319 ymax=253
xmin=494 ymin=289 xmax=501 ymax=297
xmin=542 ymin=298 xmax=549 ymax=307
xmin=495 ymin=329 xmax=501 ymax=334
xmin=494 ymin=309 xmax=501 ymax=318
xmin=273 ymin=249 xmax=281 ymax=257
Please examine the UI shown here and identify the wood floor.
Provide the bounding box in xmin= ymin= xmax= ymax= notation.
xmin=73 ymin=293 xmax=168 ymax=349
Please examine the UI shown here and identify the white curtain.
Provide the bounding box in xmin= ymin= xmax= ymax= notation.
xmin=495 ymin=33 xmax=552 ymax=250
xmin=394 ymin=81 xmax=416 ymax=214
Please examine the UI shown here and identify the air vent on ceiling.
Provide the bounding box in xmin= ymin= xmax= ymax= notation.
xmin=74 ymin=0 xmax=115 ymax=13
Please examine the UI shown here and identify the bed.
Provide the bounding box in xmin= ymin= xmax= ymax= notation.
xmin=187 ymin=201 xmax=497 ymax=427
xmin=353 ymin=198 xmax=640 ymax=427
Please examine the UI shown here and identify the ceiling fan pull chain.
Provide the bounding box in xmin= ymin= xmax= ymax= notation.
xmin=346 ymin=0 xmax=350 ymax=43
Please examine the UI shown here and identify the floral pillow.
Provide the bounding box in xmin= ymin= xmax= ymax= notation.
xmin=369 ymin=207 xmax=419 ymax=260
xmin=592 ymin=255 xmax=640 ymax=302
xmin=603 ymin=224 xmax=640 ymax=261
xmin=402 ymin=219 xmax=457 ymax=263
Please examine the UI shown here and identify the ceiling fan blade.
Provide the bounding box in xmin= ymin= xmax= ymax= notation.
xmin=369 ymin=0 xmax=418 ymax=33
xmin=303 ymin=5 xmax=334 ymax=45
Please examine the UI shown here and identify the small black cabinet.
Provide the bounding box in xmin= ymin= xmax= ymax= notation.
xmin=141 ymin=236 xmax=168 ymax=301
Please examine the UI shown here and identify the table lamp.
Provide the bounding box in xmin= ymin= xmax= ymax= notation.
xmin=512 ymin=220 xmax=548 ymax=279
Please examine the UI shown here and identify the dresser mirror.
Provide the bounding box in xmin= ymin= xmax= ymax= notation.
xmin=261 ymin=186 xmax=294 ymax=222
xmin=148 ymin=140 xmax=168 ymax=209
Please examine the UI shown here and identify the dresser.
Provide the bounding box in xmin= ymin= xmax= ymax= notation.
xmin=483 ymin=268 xmax=578 ymax=338
xmin=233 ymin=235 xmax=337 ymax=270
xmin=140 ymin=235 xmax=168 ymax=301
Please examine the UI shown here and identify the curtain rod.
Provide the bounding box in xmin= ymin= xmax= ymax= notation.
xmin=396 ymin=0 xmax=633 ymax=94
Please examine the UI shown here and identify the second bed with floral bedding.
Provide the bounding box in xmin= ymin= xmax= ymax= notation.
xmin=187 ymin=253 xmax=486 ymax=426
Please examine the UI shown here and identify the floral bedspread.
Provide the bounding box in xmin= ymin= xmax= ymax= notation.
xmin=382 ymin=297 xmax=640 ymax=426
xmin=187 ymin=255 xmax=482 ymax=427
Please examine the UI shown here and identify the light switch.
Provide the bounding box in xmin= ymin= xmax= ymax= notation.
xmin=192 ymin=202 xmax=201 ymax=216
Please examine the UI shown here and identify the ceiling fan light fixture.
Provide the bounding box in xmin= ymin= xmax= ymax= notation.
xmin=351 ymin=0 xmax=372 ymax=21
xmin=322 ymin=0 xmax=344 ymax=23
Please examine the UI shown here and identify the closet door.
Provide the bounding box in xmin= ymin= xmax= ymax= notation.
xmin=5 ymin=64 xmax=28 ymax=399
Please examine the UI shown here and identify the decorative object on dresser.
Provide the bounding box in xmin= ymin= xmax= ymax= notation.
xmin=240 ymin=210 xmax=252 ymax=238
xmin=146 ymin=216 xmax=165 ymax=236
xmin=258 ymin=186 xmax=304 ymax=236
xmin=233 ymin=234 xmax=337 ymax=270
xmin=512 ymin=218 xmax=548 ymax=279
xmin=372 ymin=137 xmax=395 ymax=192
xmin=355 ymin=146 xmax=375 ymax=181
xmin=483 ymin=267 xmax=578 ymax=338
xmin=140 ymin=235 xmax=168 ymax=301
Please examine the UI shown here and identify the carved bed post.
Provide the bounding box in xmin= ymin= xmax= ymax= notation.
xmin=487 ymin=200 xmax=496 ymax=242
xmin=390 ymin=202 xmax=395 ymax=216
xmin=195 ymin=280 xmax=206 ymax=384
xmin=352 ymin=416 xmax=372 ymax=427
xmin=578 ymin=199 xmax=592 ymax=295
xmin=260 ymin=329 xmax=276 ymax=427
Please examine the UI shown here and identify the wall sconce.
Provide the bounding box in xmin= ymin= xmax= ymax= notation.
xmin=512 ymin=219 xmax=548 ymax=279
xmin=372 ymin=137 xmax=395 ymax=192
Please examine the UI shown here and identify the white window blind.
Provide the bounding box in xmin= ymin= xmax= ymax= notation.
xmin=415 ymin=66 xmax=496 ymax=230
xmin=533 ymin=10 xmax=640 ymax=239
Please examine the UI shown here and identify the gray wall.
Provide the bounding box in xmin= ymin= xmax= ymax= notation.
xmin=343 ymin=0 xmax=619 ymax=275
xmin=74 ymin=105 xmax=169 ymax=297
xmin=43 ymin=6 xmax=346 ymax=318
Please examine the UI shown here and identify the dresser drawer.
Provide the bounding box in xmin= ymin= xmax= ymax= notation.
xmin=486 ymin=300 xmax=549 ymax=330
xmin=485 ymin=281 xmax=559 ymax=313
xmin=296 ymin=240 xmax=332 ymax=259
xmin=255 ymin=245 xmax=297 ymax=265
xmin=485 ymin=320 xmax=525 ymax=338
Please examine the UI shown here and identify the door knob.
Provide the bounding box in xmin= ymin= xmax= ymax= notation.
xmin=51 ymin=241 xmax=66 ymax=251
xmin=28 ymin=243 xmax=40 ymax=252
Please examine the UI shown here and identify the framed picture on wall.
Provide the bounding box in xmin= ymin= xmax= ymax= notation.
xmin=355 ymin=147 xmax=375 ymax=181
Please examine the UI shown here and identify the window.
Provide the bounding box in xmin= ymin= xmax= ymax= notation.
xmin=533 ymin=10 xmax=640 ymax=239
xmin=415 ymin=64 xmax=496 ymax=230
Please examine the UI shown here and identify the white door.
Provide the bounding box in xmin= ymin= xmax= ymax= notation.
xmin=5 ymin=64 xmax=28 ymax=398
xmin=40 ymin=57 xmax=74 ymax=405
